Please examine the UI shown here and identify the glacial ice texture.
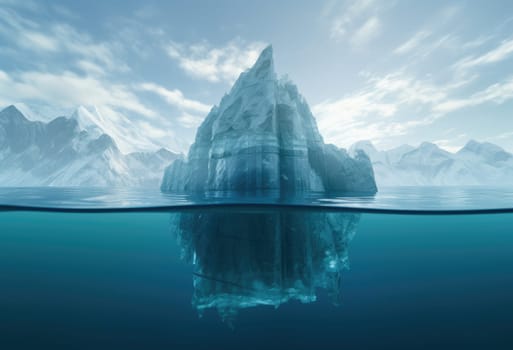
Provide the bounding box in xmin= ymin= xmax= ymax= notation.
xmin=161 ymin=46 xmax=377 ymax=194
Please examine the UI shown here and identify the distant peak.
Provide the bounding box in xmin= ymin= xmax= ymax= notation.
xmin=1 ymin=104 xmax=21 ymax=114
xmin=353 ymin=140 xmax=376 ymax=149
xmin=0 ymin=105 xmax=27 ymax=121
xmin=461 ymin=139 xmax=487 ymax=153
xmin=463 ymin=139 xmax=480 ymax=148
xmin=419 ymin=142 xmax=438 ymax=149
xmin=460 ymin=139 xmax=508 ymax=155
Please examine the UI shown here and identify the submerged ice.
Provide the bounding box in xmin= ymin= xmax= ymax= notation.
xmin=161 ymin=46 xmax=377 ymax=194
xmin=170 ymin=209 xmax=360 ymax=324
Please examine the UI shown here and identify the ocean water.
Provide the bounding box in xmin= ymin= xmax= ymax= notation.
xmin=1 ymin=187 xmax=513 ymax=349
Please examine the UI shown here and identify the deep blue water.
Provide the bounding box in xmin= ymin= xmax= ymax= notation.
xmin=1 ymin=188 xmax=513 ymax=349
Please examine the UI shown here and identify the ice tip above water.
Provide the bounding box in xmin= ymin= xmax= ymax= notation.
xmin=247 ymin=43 xmax=275 ymax=77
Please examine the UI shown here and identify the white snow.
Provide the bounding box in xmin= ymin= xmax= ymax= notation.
xmin=351 ymin=140 xmax=513 ymax=186
xmin=0 ymin=105 xmax=180 ymax=187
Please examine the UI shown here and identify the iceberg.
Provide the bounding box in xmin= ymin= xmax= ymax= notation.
xmin=161 ymin=46 xmax=377 ymax=194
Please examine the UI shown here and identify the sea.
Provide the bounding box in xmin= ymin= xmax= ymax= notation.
xmin=0 ymin=186 xmax=512 ymax=349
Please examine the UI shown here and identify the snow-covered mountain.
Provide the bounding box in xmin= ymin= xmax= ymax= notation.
xmin=0 ymin=105 xmax=180 ymax=187
xmin=351 ymin=140 xmax=513 ymax=186
xmin=161 ymin=45 xmax=377 ymax=194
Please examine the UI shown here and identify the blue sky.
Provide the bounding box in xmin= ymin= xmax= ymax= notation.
xmin=1 ymin=0 xmax=513 ymax=153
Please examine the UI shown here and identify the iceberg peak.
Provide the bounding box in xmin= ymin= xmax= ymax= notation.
xmin=161 ymin=46 xmax=377 ymax=194
xmin=244 ymin=44 xmax=275 ymax=80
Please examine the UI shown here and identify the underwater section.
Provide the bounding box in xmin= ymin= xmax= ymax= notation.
xmin=1 ymin=208 xmax=513 ymax=348
xmin=170 ymin=210 xmax=360 ymax=324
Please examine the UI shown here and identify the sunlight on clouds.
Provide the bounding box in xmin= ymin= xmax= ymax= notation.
xmin=138 ymin=83 xmax=211 ymax=114
xmin=177 ymin=113 xmax=205 ymax=129
xmin=433 ymin=134 xmax=468 ymax=153
xmin=1 ymin=0 xmax=513 ymax=153
xmin=434 ymin=76 xmax=513 ymax=113
xmin=312 ymin=72 xmax=456 ymax=148
xmin=0 ymin=70 xmax=156 ymax=119
xmin=20 ymin=31 xmax=59 ymax=51
xmin=165 ymin=40 xmax=267 ymax=83
xmin=453 ymin=38 xmax=513 ymax=73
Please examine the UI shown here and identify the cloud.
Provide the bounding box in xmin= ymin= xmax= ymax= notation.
xmin=0 ymin=0 xmax=39 ymax=12
xmin=350 ymin=16 xmax=381 ymax=47
xmin=392 ymin=5 xmax=466 ymax=58
xmin=312 ymin=72 xmax=457 ymax=147
xmin=19 ymin=31 xmax=59 ymax=51
xmin=394 ymin=31 xmax=431 ymax=55
xmin=0 ymin=69 xmax=157 ymax=119
xmin=176 ymin=113 xmax=206 ymax=129
xmin=330 ymin=0 xmax=376 ymax=38
xmin=313 ymin=62 xmax=513 ymax=148
xmin=76 ymin=60 xmax=106 ymax=76
xmin=0 ymin=3 xmax=205 ymax=153
xmin=434 ymin=76 xmax=513 ymax=113
xmin=138 ymin=83 xmax=211 ymax=114
xmin=453 ymin=37 xmax=513 ymax=72
xmin=0 ymin=8 xmax=128 ymax=73
xmin=328 ymin=0 xmax=388 ymax=46
xmin=0 ymin=69 xmax=189 ymax=153
xmin=165 ymin=39 xmax=267 ymax=83
xmin=433 ymin=134 xmax=468 ymax=153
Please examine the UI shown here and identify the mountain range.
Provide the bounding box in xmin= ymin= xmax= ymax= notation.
xmin=0 ymin=105 xmax=180 ymax=187
xmin=350 ymin=140 xmax=513 ymax=187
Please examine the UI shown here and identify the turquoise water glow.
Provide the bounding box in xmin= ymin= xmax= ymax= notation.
xmin=0 ymin=188 xmax=513 ymax=349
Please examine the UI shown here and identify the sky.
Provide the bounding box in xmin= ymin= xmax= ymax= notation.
xmin=1 ymin=0 xmax=513 ymax=154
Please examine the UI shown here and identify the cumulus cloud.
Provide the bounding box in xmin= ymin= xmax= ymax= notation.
xmin=165 ymin=39 xmax=267 ymax=83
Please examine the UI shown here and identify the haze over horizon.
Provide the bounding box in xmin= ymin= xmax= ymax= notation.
xmin=1 ymin=0 xmax=513 ymax=153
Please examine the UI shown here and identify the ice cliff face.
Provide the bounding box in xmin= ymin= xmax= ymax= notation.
xmin=161 ymin=46 xmax=377 ymax=194
xmin=0 ymin=105 xmax=179 ymax=187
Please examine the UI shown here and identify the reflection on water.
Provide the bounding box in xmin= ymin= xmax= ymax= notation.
xmin=170 ymin=209 xmax=360 ymax=325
